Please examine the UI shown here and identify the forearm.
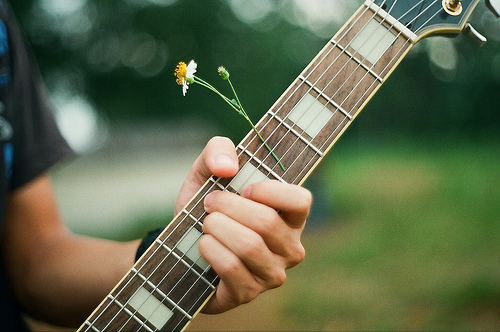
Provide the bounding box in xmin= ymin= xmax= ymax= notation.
xmin=20 ymin=234 xmax=139 ymax=327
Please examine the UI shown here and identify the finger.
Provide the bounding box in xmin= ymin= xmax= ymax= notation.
xmin=202 ymin=211 xmax=286 ymax=286
xmin=175 ymin=136 xmax=238 ymax=213
xmin=241 ymin=180 xmax=312 ymax=229
xmin=204 ymin=190 xmax=290 ymax=254
xmin=204 ymin=181 xmax=311 ymax=268
xmin=200 ymin=136 xmax=239 ymax=179
xmin=198 ymin=234 xmax=264 ymax=314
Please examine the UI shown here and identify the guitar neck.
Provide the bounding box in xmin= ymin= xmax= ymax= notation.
xmin=79 ymin=2 xmax=416 ymax=331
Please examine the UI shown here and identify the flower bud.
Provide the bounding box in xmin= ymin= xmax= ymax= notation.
xmin=218 ymin=66 xmax=230 ymax=80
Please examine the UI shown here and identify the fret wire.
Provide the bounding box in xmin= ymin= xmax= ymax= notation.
xmin=282 ymin=2 xmax=383 ymax=109
xmin=106 ymin=5 xmax=406 ymax=326
xmin=313 ymin=5 xmax=414 ymax=138
xmin=245 ymin=0 xmax=413 ymax=182
xmin=182 ymin=208 xmax=200 ymax=223
xmin=149 ymin=223 xmax=212 ymax=296
xmin=267 ymin=2 xmax=390 ymax=179
xmin=83 ymin=321 xmax=101 ymax=332
xmin=234 ymin=1 xmax=394 ymax=180
xmin=330 ymin=39 xmax=384 ymax=83
xmin=134 ymin=178 xmax=234 ymax=325
xmin=290 ymin=116 xmax=350 ymax=186
xmin=209 ymin=176 xmax=228 ymax=191
xmin=116 ymin=222 xmax=214 ymax=330
xmin=318 ymin=42 xmax=412 ymax=156
xmin=298 ymin=75 xmax=353 ymax=120
xmin=267 ymin=110 xmax=324 ymax=157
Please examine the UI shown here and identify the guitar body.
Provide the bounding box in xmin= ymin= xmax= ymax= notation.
xmin=78 ymin=1 xmax=494 ymax=331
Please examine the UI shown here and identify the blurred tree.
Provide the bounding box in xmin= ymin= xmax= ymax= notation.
xmin=9 ymin=0 xmax=500 ymax=143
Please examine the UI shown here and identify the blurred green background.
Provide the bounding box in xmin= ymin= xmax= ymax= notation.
xmin=10 ymin=0 xmax=500 ymax=330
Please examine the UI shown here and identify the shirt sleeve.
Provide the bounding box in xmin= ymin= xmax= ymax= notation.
xmin=2 ymin=0 xmax=74 ymax=191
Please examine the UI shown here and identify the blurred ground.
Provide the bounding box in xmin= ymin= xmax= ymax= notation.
xmin=50 ymin=121 xmax=211 ymax=240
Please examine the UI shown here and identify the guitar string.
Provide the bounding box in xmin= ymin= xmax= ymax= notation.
xmin=83 ymin=1 xmax=442 ymax=331
xmin=170 ymin=1 xmax=416 ymax=330
xmin=142 ymin=3 xmax=414 ymax=326
xmin=256 ymin=0 xmax=434 ymax=180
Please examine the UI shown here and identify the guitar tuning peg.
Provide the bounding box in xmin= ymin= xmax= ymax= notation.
xmin=486 ymin=0 xmax=500 ymax=17
xmin=463 ymin=23 xmax=487 ymax=46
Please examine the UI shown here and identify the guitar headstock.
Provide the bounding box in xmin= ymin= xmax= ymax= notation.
xmin=372 ymin=0 xmax=499 ymax=45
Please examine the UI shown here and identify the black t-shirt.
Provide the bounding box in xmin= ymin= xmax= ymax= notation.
xmin=0 ymin=0 xmax=73 ymax=329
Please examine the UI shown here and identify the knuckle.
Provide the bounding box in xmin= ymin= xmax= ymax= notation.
xmin=197 ymin=234 xmax=211 ymax=256
xmin=288 ymin=243 xmax=306 ymax=267
xmin=202 ymin=212 xmax=220 ymax=232
xmin=238 ymin=285 xmax=261 ymax=304
xmin=218 ymin=255 xmax=241 ymax=278
xmin=238 ymin=233 xmax=265 ymax=259
xmin=268 ymin=268 xmax=287 ymax=289
xmin=255 ymin=209 xmax=280 ymax=235
xmin=297 ymin=188 xmax=313 ymax=211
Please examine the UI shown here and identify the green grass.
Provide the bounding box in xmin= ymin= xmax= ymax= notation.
xmin=285 ymin=140 xmax=500 ymax=331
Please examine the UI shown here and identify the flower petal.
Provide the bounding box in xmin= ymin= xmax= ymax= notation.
xmin=182 ymin=79 xmax=189 ymax=96
xmin=186 ymin=60 xmax=197 ymax=79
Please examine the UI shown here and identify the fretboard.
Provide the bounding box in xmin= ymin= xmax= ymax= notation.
xmin=79 ymin=2 xmax=417 ymax=331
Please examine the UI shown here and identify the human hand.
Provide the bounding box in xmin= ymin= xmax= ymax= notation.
xmin=175 ymin=136 xmax=311 ymax=314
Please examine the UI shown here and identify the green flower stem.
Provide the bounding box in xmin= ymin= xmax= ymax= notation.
xmin=227 ymin=78 xmax=244 ymax=116
xmin=193 ymin=76 xmax=285 ymax=171
xmin=243 ymin=115 xmax=286 ymax=171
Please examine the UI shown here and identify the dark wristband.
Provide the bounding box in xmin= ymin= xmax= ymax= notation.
xmin=135 ymin=227 xmax=164 ymax=262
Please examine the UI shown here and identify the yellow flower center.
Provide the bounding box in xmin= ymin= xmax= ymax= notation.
xmin=174 ymin=62 xmax=187 ymax=85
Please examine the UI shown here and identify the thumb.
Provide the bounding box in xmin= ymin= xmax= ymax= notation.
xmin=175 ymin=136 xmax=238 ymax=214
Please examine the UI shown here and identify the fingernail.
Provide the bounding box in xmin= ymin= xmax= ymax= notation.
xmin=204 ymin=192 xmax=215 ymax=210
xmin=214 ymin=154 xmax=236 ymax=168
xmin=241 ymin=186 xmax=252 ymax=199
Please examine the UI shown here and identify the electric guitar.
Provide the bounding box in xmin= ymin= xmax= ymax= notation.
xmin=78 ymin=1 xmax=498 ymax=331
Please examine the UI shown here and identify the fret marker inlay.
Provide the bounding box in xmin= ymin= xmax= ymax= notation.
xmin=230 ymin=162 xmax=268 ymax=194
xmin=288 ymin=93 xmax=332 ymax=138
xmin=350 ymin=17 xmax=397 ymax=64
xmin=177 ymin=227 xmax=210 ymax=270
xmin=129 ymin=287 xmax=173 ymax=330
